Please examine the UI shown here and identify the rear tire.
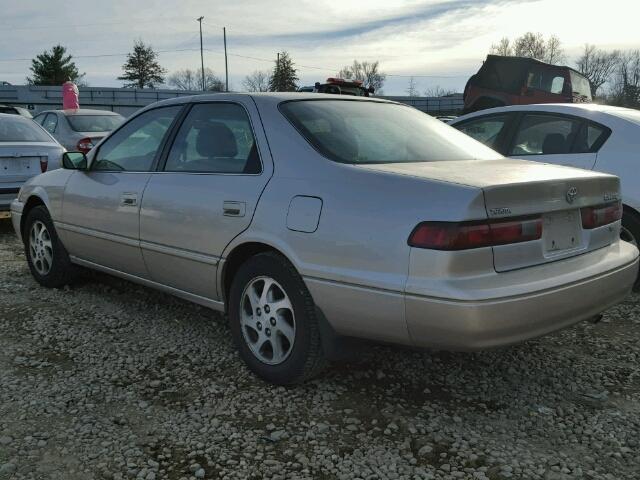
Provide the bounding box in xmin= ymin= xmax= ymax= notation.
xmin=228 ymin=251 xmax=326 ymax=385
xmin=23 ymin=205 xmax=78 ymax=288
xmin=621 ymin=210 xmax=640 ymax=289
xmin=621 ymin=211 xmax=640 ymax=248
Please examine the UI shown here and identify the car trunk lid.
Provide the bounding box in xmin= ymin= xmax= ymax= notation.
xmin=358 ymin=158 xmax=621 ymax=272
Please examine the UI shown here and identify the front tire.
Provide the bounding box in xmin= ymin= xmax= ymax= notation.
xmin=228 ymin=252 xmax=326 ymax=385
xmin=23 ymin=205 xmax=78 ymax=288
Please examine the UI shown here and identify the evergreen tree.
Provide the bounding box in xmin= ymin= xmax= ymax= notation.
xmin=27 ymin=45 xmax=83 ymax=86
xmin=269 ymin=52 xmax=298 ymax=92
xmin=118 ymin=41 xmax=166 ymax=89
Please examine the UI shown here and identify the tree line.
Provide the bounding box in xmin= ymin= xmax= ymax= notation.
xmin=24 ymin=42 xmax=388 ymax=94
xmin=489 ymin=32 xmax=640 ymax=108
xmin=22 ymin=37 xmax=640 ymax=108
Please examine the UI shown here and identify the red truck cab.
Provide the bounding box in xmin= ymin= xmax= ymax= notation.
xmin=463 ymin=55 xmax=592 ymax=113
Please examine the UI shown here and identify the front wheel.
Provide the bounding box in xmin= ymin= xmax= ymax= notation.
xmin=228 ymin=252 xmax=326 ymax=384
xmin=23 ymin=205 xmax=78 ymax=288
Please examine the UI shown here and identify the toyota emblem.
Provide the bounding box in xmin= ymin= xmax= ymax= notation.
xmin=566 ymin=187 xmax=578 ymax=204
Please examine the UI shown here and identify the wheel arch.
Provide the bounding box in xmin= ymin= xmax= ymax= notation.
xmin=20 ymin=194 xmax=49 ymax=240
xmin=220 ymin=241 xmax=297 ymax=311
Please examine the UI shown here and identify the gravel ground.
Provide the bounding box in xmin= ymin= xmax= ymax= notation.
xmin=1 ymin=216 xmax=639 ymax=480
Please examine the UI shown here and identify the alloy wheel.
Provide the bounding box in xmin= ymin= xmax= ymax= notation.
xmin=240 ymin=276 xmax=296 ymax=365
xmin=29 ymin=220 xmax=53 ymax=276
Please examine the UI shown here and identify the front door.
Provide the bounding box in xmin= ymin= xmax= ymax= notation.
xmin=60 ymin=105 xmax=183 ymax=277
xmin=139 ymin=99 xmax=272 ymax=301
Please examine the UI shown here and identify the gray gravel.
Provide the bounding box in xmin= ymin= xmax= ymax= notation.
xmin=1 ymin=217 xmax=639 ymax=480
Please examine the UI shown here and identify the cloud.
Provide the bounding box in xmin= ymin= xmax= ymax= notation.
xmin=0 ymin=0 xmax=639 ymax=94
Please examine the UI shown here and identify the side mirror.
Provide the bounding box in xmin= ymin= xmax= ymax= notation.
xmin=62 ymin=151 xmax=88 ymax=170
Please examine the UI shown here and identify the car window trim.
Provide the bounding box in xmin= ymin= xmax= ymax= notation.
xmin=89 ymin=104 xmax=187 ymax=173
xmin=505 ymin=111 xmax=609 ymax=157
xmin=155 ymin=100 xmax=264 ymax=176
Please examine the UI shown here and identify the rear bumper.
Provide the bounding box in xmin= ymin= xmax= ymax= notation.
xmin=406 ymin=242 xmax=638 ymax=350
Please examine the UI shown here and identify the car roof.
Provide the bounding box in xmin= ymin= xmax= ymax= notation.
xmin=36 ymin=109 xmax=123 ymax=116
xmin=451 ymin=103 xmax=640 ymax=125
xmin=146 ymin=91 xmax=394 ymax=106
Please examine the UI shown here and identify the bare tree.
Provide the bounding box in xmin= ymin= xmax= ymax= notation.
xmin=609 ymin=50 xmax=640 ymax=107
xmin=424 ymin=85 xmax=456 ymax=97
xmin=490 ymin=37 xmax=513 ymax=57
xmin=338 ymin=60 xmax=386 ymax=92
xmin=242 ymin=70 xmax=271 ymax=92
xmin=406 ymin=77 xmax=419 ymax=97
xmin=545 ymin=35 xmax=565 ymax=64
xmin=576 ymin=44 xmax=620 ymax=97
xmin=168 ymin=68 xmax=224 ymax=91
xmin=514 ymin=32 xmax=547 ymax=61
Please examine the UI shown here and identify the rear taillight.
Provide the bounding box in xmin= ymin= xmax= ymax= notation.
xmin=408 ymin=216 xmax=542 ymax=251
xmin=581 ymin=201 xmax=622 ymax=229
xmin=76 ymin=137 xmax=94 ymax=153
xmin=40 ymin=159 xmax=48 ymax=173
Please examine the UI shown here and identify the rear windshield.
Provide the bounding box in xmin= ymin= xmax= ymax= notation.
xmin=570 ymin=72 xmax=593 ymax=101
xmin=0 ymin=116 xmax=52 ymax=142
xmin=67 ymin=114 xmax=124 ymax=132
xmin=280 ymin=100 xmax=501 ymax=164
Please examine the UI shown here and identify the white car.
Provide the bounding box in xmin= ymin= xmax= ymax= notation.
xmin=451 ymin=104 xmax=640 ymax=246
xmin=0 ymin=113 xmax=64 ymax=210
xmin=32 ymin=109 xmax=124 ymax=153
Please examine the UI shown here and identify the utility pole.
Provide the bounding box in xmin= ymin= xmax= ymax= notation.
xmin=276 ymin=52 xmax=280 ymax=92
xmin=197 ymin=16 xmax=205 ymax=91
xmin=223 ymin=27 xmax=229 ymax=92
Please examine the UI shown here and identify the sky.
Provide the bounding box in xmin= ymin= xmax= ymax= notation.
xmin=0 ymin=0 xmax=639 ymax=95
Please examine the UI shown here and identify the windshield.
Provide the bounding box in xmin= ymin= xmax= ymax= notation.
xmin=280 ymin=100 xmax=502 ymax=164
xmin=67 ymin=114 xmax=124 ymax=132
xmin=570 ymin=72 xmax=593 ymax=100
xmin=0 ymin=116 xmax=52 ymax=142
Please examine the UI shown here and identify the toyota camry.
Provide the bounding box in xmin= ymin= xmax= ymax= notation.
xmin=10 ymin=93 xmax=639 ymax=384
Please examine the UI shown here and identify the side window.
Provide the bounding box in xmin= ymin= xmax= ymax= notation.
xmin=42 ymin=113 xmax=58 ymax=134
xmin=527 ymin=67 xmax=566 ymax=95
xmin=455 ymin=115 xmax=509 ymax=151
xmin=33 ymin=114 xmax=46 ymax=126
xmin=93 ymin=106 xmax=181 ymax=172
xmin=510 ymin=114 xmax=581 ymax=156
xmin=572 ymin=122 xmax=610 ymax=154
xmin=164 ymin=103 xmax=261 ymax=174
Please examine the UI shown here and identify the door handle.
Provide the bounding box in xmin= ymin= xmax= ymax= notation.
xmin=223 ymin=201 xmax=246 ymax=217
xmin=120 ymin=193 xmax=138 ymax=207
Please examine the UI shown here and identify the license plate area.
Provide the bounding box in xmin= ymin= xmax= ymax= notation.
xmin=0 ymin=157 xmax=40 ymax=177
xmin=543 ymin=209 xmax=581 ymax=254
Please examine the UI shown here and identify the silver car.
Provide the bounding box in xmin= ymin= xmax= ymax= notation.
xmin=10 ymin=93 xmax=639 ymax=384
xmin=33 ymin=109 xmax=124 ymax=153
xmin=0 ymin=113 xmax=64 ymax=211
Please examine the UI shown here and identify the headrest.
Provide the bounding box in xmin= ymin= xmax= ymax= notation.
xmin=542 ymin=133 xmax=566 ymax=155
xmin=195 ymin=121 xmax=237 ymax=158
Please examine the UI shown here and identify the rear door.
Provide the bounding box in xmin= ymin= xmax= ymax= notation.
xmin=507 ymin=112 xmax=598 ymax=170
xmin=60 ymin=105 xmax=183 ymax=277
xmin=139 ymin=98 xmax=272 ymax=301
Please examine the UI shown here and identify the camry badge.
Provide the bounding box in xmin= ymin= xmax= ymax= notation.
xmin=566 ymin=187 xmax=578 ymax=204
